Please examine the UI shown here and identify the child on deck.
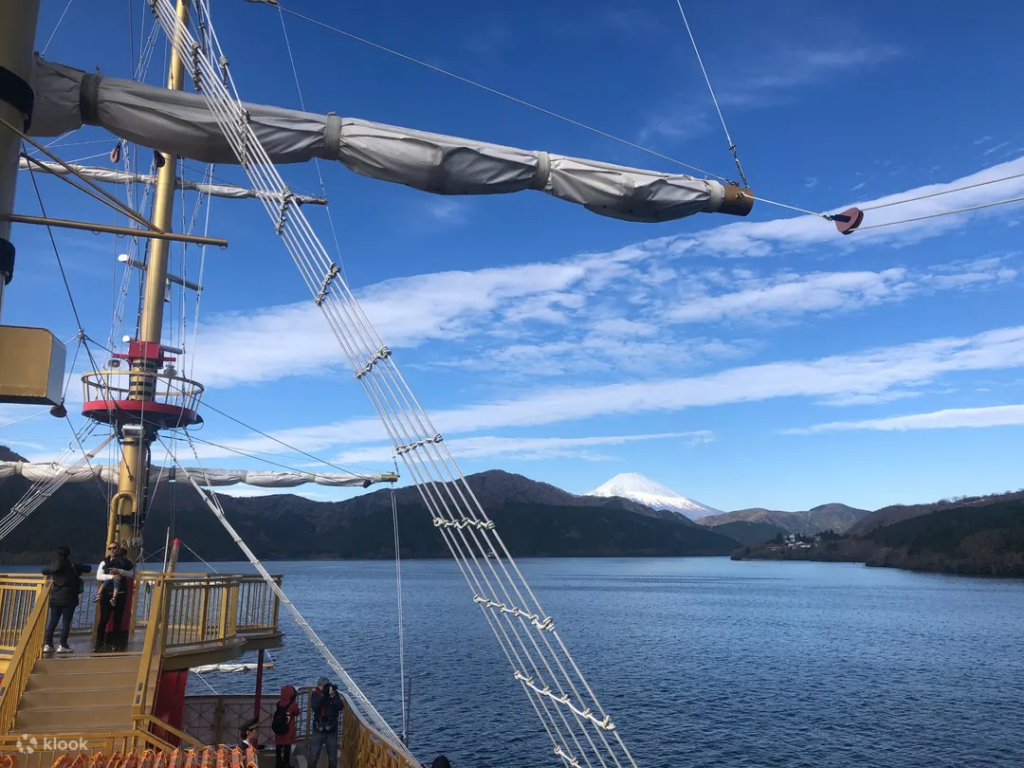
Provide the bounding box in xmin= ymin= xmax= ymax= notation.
xmin=96 ymin=545 xmax=132 ymax=606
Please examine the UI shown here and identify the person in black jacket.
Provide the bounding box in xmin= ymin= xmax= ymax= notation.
xmin=41 ymin=546 xmax=91 ymax=654
xmin=309 ymin=680 xmax=344 ymax=768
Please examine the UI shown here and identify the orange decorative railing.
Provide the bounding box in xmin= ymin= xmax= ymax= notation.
xmin=0 ymin=743 xmax=261 ymax=768
xmin=0 ymin=581 xmax=50 ymax=736
xmin=0 ymin=732 xmax=182 ymax=766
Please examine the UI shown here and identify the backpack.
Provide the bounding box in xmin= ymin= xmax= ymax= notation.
xmin=271 ymin=704 xmax=290 ymax=735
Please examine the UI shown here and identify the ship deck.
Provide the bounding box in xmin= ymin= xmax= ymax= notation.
xmin=0 ymin=570 xmax=416 ymax=768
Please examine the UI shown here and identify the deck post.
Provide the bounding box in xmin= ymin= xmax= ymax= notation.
xmin=253 ymin=648 xmax=266 ymax=720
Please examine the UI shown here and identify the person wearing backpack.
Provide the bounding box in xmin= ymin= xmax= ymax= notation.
xmin=308 ymin=679 xmax=344 ymax=768
xmin=272 ymin=684 xmax=300 ymax=768
xmin=40 ymin=545 xmax=91 ymax=653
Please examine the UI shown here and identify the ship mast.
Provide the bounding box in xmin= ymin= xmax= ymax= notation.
xmin=99 ymin=0 xmax=192 ymax=561
xmin=0 ymin=0 xmax=41 ymax=319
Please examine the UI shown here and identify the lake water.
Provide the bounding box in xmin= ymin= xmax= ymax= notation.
xmin=189 ymin=558 xmax=1023 ymax=768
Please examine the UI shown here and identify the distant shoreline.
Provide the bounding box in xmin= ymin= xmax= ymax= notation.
xmin=732 ymin=544 xmax=1024 ymax=578
xmin=0 ymin=552 xmax=736 ymax=567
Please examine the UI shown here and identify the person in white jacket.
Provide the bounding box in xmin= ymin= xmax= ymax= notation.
xmin=93 ymin=542 xmax=134 ymax=652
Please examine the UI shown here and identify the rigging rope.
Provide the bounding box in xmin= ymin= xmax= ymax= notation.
xmin=277 ymin=4 xmax=724 ymax=183
xmin=41 ymin=0 xmax=75 ymax=56
xmin=182 ymin=539 xmax=219 ymax=573
xmin=391 ymin=483 xmax=408 ymax=744
xmin=25 ymin=165 xmax=103 ymax=374
xmin=158 ymin=431 xmax=417 ymax=764
xmin=276 ymin=4 xmax=349 ymax=286
xmin=0 ymin=430 xmax=113 ymax=541
xmin=672 ymin=1 xmax=748 ymax=188
xmin=0 ymin=409 xmax=48 ymax=431
xmin=150 ymin=5 xmax=636 ymax=767
xmin=857 ymin=194 xmax=1024 ymax=231
xmin=274 ymin=4 xmax=843 ymax=224
xmin=859 ymin=171 xmax=1024 ymax=212
xmin=196 ymin=398 xmax=378 ymax=478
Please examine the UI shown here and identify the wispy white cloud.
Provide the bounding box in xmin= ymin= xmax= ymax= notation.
xmin=664 ymin=259 xmax=1013 ymax=327
xmin=179 ymin=158 xmax=1024 ymax=391
xmin=422 ymin=198 xmax=469 ymax=225
xmin=667 ymin=268 xmax=914 ymax=325
xmin=197 ymin=323 xmax=1024 ymax=460
xmin=785 ymin=404 xmax=1024 ymax=434
xmin=983 ymin=141 xmax=1010 ymax=157
xmin=331 ymin=431 xmax=713 ymax=464
xmin=685 ymin=155 xmax=1024 ymax=257
xmin=716 ymin=45 xmax=902 ymax=108
xmin=973 ymin=136 xmax=993 ymax=145
xmin=852 ymin=182 xmax=866 ymax=191
xmin=641 ymin=44 xmax=901 ymax=142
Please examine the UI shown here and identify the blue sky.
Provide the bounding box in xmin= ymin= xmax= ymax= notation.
xmin=2 ymin=0 xmax=1024 ymax=513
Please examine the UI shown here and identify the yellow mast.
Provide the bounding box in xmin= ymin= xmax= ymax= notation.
xmin=106 ymin=0 xmax=190 ymax=561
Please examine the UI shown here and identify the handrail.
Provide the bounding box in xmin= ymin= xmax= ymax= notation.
xmin=0 ymin=578 xmax=45 ymax=653
xmin=133 ymin=713 xmax=205 ymax=749
xmin=341 ymin=693 xmax=418 ymax=768
xmin=132 ymin=579 xmax=166 ymax=719
xmin=0 ymin=581 xmax=49 ymax=735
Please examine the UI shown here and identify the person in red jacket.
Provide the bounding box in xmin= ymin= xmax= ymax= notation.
xmin=271 ymin=684 xmax=300 ymax=768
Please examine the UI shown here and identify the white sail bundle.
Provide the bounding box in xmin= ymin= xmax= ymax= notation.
xmin=29 ymin=56 xmax=751 ymax=224
xmin=0 ymin=461 xmax=394 ymax=488
xmin=17 ymin=158 xmax=327 ymax=204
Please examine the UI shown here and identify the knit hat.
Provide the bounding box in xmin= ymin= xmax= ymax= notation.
xmin=317 ymin=676 xmax=330 ymax=689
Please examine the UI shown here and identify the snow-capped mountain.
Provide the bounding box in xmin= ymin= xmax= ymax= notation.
xmin=586 ymin=472 xmax=720 ymax=519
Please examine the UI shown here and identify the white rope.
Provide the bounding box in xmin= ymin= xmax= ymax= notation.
xmin=41 ymin=0 xmax=75 ymax=55
xmin=275 ymin=4 xmax=348 ymax=285
xmin=0 ymin=430 xmax=113 ymax=541
xmin=181 ymin=539 xmax=219 ymax=573
xmin=672 ymin=1 xmax=747 ymax=188
xmin=391 ymin=484 xmax=408 ymax=743
xmin=0 ymin=409 xmax=48 ymax=430
xmin=860 ymin=171 xmax=1024 ymax=212
xmin=160 ymin=432 xmax=418 ymax=765
xmin=858 ymin=195 xmax=1024 ymax=231
xmin=188 ymin=167 xmax=214 ymax=381
xmin=149 ymin=6 xmax=636 ymax=767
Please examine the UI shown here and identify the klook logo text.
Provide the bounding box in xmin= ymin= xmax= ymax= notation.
xmin=17 ymin=735 xmax=89 ymax=753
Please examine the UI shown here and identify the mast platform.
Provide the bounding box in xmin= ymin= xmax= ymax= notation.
xmin=80 ymin=369 xmax=204 ymax=429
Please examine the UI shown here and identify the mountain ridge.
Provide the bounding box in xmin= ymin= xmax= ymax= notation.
xmin=587 ymin=472 xmax=720 ymax=519
xmin=699 ymin=503 xmax=870 ymax=536
xmin=0 ymin=458 xmax=738 ymax=562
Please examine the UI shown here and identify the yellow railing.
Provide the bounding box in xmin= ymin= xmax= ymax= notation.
xmin=132 ymin=579 xmax=167 ymax=720
xmin=132 ymin=714 xmax=205 ymax=750
xmin=0 ymin=571 xmax=282 ymax=653
xmin=0 ymin=581 xmax=50 ymax=736
xmin=342 ymin=698 xmax=418 ymax=768
xmin=236 ymin=574 xmax=280 ymax=634
xmin=0 ymin=578 xmax=45 ymax=653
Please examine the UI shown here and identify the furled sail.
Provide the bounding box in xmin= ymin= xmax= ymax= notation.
xmin=17 ymin=158 xmax=327 ymax=204
xmin=28 ymin=57 xmax=753 ymax=223
xmin=0 ymin=461 xmax=396 ymax=488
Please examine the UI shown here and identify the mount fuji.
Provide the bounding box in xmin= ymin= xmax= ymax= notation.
xmin=587 ymin=473 xmax=720 ymax=519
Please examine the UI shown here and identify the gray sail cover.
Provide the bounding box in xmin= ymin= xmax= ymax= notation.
xmin=0 ymin=461 xmax=394 ymax=488
xmin=29 ymin=57 xmax=735 ymax=223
